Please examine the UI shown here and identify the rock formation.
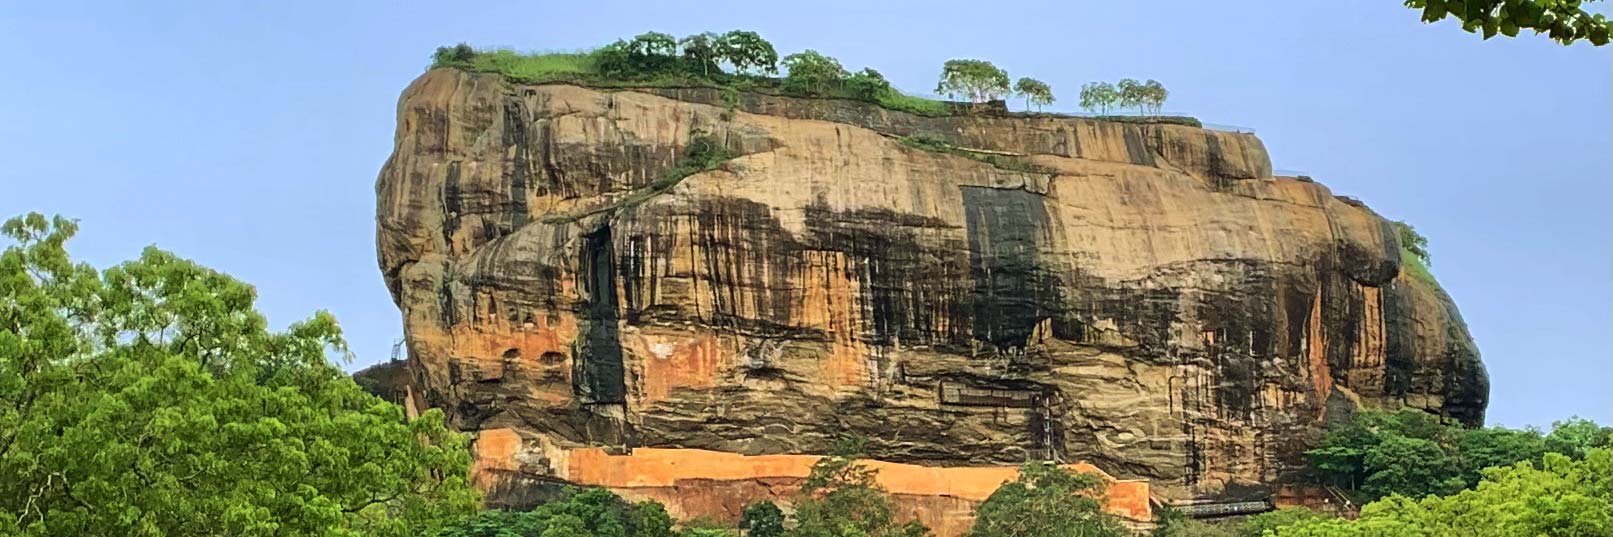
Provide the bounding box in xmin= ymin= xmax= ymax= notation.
xmin=374 ymin=68 xmax=1487 ymax=526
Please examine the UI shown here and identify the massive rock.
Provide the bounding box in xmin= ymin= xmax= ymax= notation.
xmin=375 ymin=69 xmax=1487 ymax=521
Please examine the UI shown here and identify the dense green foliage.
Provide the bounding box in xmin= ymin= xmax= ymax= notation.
xmin=428 ymin=31 xmax=1199 ymax=124
xmin=1012 ymin=77 xmax=1054 ymax=111
xmin=969 ymin=462 xmax=1125 ymax=537
xmin=1238 ymin=508 xmax=1335 ymax=536
xmin=1078 ymin=82 xmax=1119 ymax=114
xmin=1404 ymin=0 xmax=1611 ymax=45
xmin=0 ymin=214 xmax=479 ymax=536
xmin=431 ymin=488 xmax=674 ymax=537
xmin=936 ymin=59 xmax=1010 ymax=102
xmin=1276 ymin=448 xmax=1611 ymax=536
xmin=1391 ymin=220 xmax=1438 ymax=284
xmin=781 ymin=50 xmax=846 ymax=96
xmin=1306 ymin=409 xmax=1610 ymax=503
xmin=429 ymin=32 xmax=952 ymax=117
xmin=1079 ymin=79 xmax=1166 ymax=116
xmin=739 ymin=502 xmax=785 ymax=537
xmin=845 ymin=68 xmax=893 ymax=101
xmin=791 ymin=437 xmax=929 ymax=537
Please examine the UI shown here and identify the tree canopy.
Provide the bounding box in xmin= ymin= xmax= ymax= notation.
xmin=0 ymin=213 xmax=479 ymax=536
xmin=790 ymin=437 xmax=928 ymax=537
xmin=430 ymin=487 xmax=674 ymax=537
xmin=1404 ymin=0 xmax=1611 ymax=45
xmin=1078 ymin=82 xmax=1119 ymax=114
xmin=714 ymin=30 xmax=779 ymax=75
xmin=1306 ymin=409 xmax=1610 ymax=503
xmin=1276 ymin=448 xmax=1612 ymax=536
xmin=1012 ymin=77 xmax=1054 ymax=111
xmin=781 ymin=50 xmax=846 ymax=96
xmin=969 ymin=462 xmax=1125 ymax=537
xmin=936 ymin=59 xmax=1010 ymax=102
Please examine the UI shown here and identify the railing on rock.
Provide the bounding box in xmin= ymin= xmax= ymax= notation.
xmin=1175 ymin=500 xmax=1274 ymax=518
xmin=1201 ymin=122 xmax=1256 ymax=134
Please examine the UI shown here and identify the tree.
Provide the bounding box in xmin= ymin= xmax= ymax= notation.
xmin=1141 ymin=80 xmax=1168 ymax=116
xmin=627 ymin=32 xmax=678 ymax=57
xmin=791 ymin=436 xmax=929 ymax=537
xmin=1455 ymin=426 xmax=1547 ymax=487
xmin=845 ymin=68 xmax=892 ymax=100
xmin=1078 ymin=82 xmax=1119 ymax=114
xmin=781 ymin=50 xmax=846 ymax=96
xmin=679 ymin=33 xmax=721 ymax=77
xmin=1237 ymin=508 xmax=1332 ymax=536
xmin=433 ymin=43 xmax=477 ymax=67
xmin=1151 ymin=506 xmax=1240 ymax=537
xmin=1544 ymin=417 xmax=1613 ymax=459
xmin=431 ymin=487 xmax=675 ymax=537
xmin=739 ymin=501 xmax=784 ymax=537
xmin=1403 ymin=0 xmax=1611 ymax=45
xmin=1393 ymin=221 xmax=1430 ymax=266
xmin=936 ymin=59 xmax=1010 ymax=102
xmin=0 ymin=213 xmax=479 ymax=536
xmin=969 ymin=462 xmax=1125 ymax=537
xmin=1275 ymin=448 xmax=1612 ymax=536
xmin=1116 ymin=79 xmax=1146 ymax=115
xmin=1012 ymin=78 xmax=1054 ymax=111
xmin=715 ymin=30 xmax=779 ymax=75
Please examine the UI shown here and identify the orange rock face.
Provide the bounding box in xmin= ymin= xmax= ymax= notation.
xmin=470 ymin=428 xmax=1151 ymax=532
xmin=374 ymin=69 xmax=1487 ymax=528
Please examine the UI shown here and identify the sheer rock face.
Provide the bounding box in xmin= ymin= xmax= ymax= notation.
xmin=376 ymin=69 xmax=1487 ymax=503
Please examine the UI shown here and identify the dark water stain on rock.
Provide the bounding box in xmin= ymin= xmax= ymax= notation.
xmin=574 ymin=224 xmax=627 ymax=404
xmin=960 ymin=186 xmax=1060 ymax=350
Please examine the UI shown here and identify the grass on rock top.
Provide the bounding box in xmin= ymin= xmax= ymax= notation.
xmin=432 ymin=47 xmax=1189 ymax=122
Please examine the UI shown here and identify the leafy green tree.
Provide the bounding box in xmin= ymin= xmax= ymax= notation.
xmin=1543 ymin=416 xmax=1613 ymax=458
xmin=740 ymin=501 xmax=785 ymax=537
xmin=679 ymin=33 xmax=721 ymax=77
xmin=1275 ymin=448 xmax=1612 ymax=536
xmin=593 ymin=40 xmax=637 ymax=78
xmin=969 ymin=462 xmax=1125 ymax=537
xmin=791 ymin=436 xmax=929 ymax=537
xmin=431 ymin=487 xmax=675 ymax=537
xmin=1306 ymin=409 xmax=1609 ymax=503
xmin=593 ymin=32 xmax=680 ymax=76
xmin=0 ymin=213 xmax=479 ymax=537
xmin=781 ymin=50 xmax=846 ymax=96
xmin=1115 ymin=79 xmax=1146 ymax=115
xmin=628 ymin=32 xmax=678 ymax=57
xmin=1151 ymin=507 xmax=1238 ymax=537
xmin=1141 ymin=80 xmax=1168 ymax=116
xmin=1078 ymin=82 xmax=1119 ymax=114
xmin=1393 ymin=221 xmax=1430 ymax=266
xmin=1012 ymin=78 xmax=1054 ymax=111
xmin=433 ymin=43 xmax=477 ymax=67
xmin=936 ymin=59 xmax=1010 ymax=102
xmin=1455 ymin=426 xmax=1546 ymax=487
xmin=1403 ymin=0 xmax=1611 ymax=45
xmin=1306 ymin=409 xmax=1462 ymax=500
xmin=1360 ymin=435 xmax=1466 ymax=499
xmin=715 ymin=30 xmax=779 ymax=75
xmin=845 ymin=68 xmax=892 ymax=100
xmin=1238 ymin=508 xmax=1332 ymax=536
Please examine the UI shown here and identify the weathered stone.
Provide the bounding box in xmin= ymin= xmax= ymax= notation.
xmin=375 ymin=69 xmax=1487 ymax=525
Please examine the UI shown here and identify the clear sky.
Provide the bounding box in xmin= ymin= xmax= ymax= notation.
xmin=2 ymin=1 xmax=1607 ymax=428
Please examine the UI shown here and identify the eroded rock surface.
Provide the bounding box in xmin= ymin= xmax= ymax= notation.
xmin=375 ymin=69 xmax=1487 ymax=509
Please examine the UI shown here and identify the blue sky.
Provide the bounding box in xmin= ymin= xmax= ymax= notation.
xmin=1 ymin=1 xmax=1607 ymax=428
